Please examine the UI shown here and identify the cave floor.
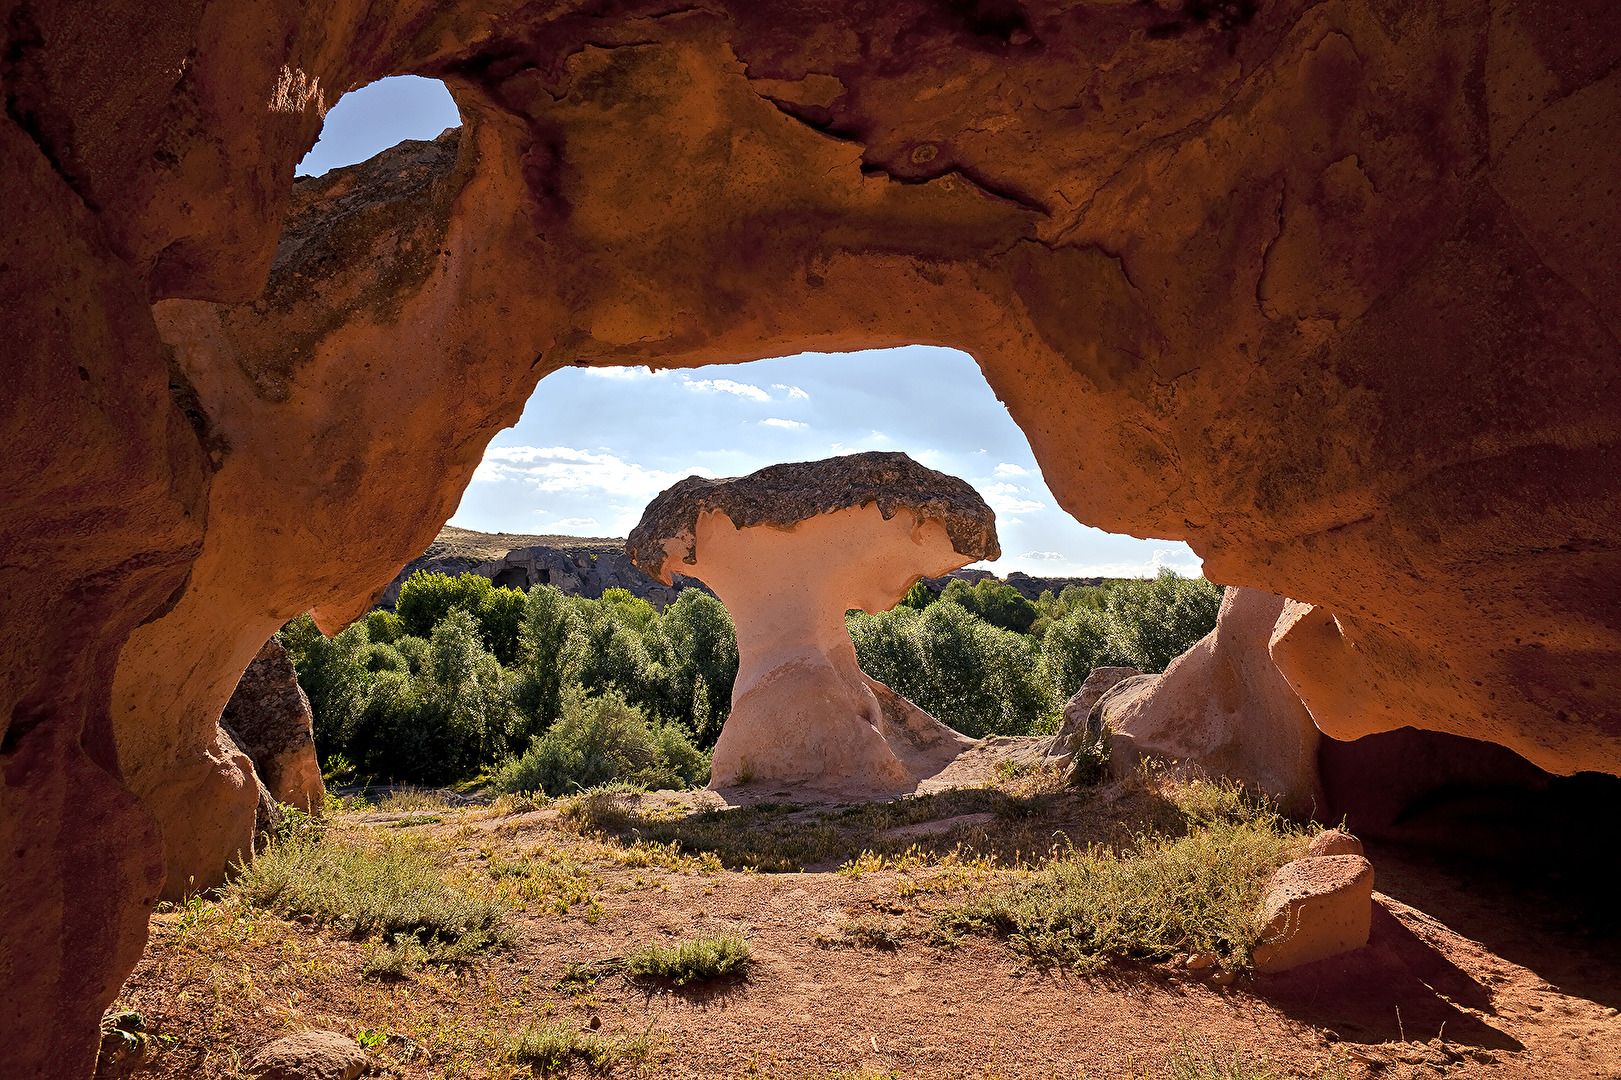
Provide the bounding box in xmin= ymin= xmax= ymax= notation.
xmin=113 ymin=772 xmax=1621 ymax=1080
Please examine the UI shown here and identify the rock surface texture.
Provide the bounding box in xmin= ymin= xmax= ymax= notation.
xmin=1100 ymin=588 xmax=1326 ymax=815
xmin=220 ymin=639 xmax=325 ymax=814
xmin=1252 ymin=851 xmax=1377 ymax=974
xmin=629 ymin=452 xmax=994 ymax=788
xmin=1 ymin=1 xmax=1619 ymax=1074
xmin=245 ymin=1031 xmax=368 ymax=1080
xmin=1048 ymin=666 xmax=1142 ymax=762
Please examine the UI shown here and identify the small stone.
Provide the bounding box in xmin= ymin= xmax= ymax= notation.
xmin=1307 ymin=829 xmax=1364 ymax=858
xmin=1209 ymin=970 xmax=1237 ymax=986
xmin=588 ymin=1015 xmax=601 ymax=1030
xmin=1185 ymin=952 xmax=1217 ymax=970
xmin=247 ymin=1030 xmax=368 ymax=1080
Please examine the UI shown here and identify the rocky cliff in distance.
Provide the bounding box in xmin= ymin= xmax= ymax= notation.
xmin=380 ymin=526 xmax=1105 ymax=612
xmin=376 ymin=525 xmax=705 ymax=610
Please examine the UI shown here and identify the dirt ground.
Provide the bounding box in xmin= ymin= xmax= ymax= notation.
xmin=109 ymin=764 xmax=1621 ymax=1080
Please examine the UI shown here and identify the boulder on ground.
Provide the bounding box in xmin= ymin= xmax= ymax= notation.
xmin=1047 ymin=666 xmax=1142 ymax=762
xmin=1096 ymin=588 xmax=1325 ymax=816
xmin=1307 ymin=829 xmax=1365 ymax=858
xmin=1252 ymin=854 xmax=1376 ymax=974
xmin=220 ymin=637 xmax=325 ymax=813
xmin=247 ymin=1031 xmax=368 ymax=1080
xmin=628 ymin=451 xmax=996 ymax=790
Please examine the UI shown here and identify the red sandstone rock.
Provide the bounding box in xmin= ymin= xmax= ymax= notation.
xmin=1308 ymin=830 xmax=1365 ymax=859
xmin=1252 ymin=855 xmax=1377 ymax=974
xmin=220 ymin=638 xmax=325 ymax=814
xmin=627 ymin=453 xmax=992 ymax=789
xmin=246 ymin=1030 xmax=368 ymax=1080
xmin=1 ymin=2 xmax=1618 ymax=1074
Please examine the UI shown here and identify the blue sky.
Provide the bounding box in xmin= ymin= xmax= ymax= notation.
xmin=298 ymin=78 xmax=1201 ymax=578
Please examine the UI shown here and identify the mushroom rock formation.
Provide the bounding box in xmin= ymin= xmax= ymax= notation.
xmin=627 ymin=452 xmax=995 ymax=788
xmin=1098 ymin=588 xmax=1326 ymax=817
xmin=1 ymin=0 xmax=1619 ymax=1073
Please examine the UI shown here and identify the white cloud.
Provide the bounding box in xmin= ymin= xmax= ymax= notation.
xmin=1019 ymin=550 xmax=1066 ymax=561
xmin=760 ymin=417 xmax=808 ymax=429
xmin=981 ymin=482 xmax=1043 ymax=515
xmin=473 ymin=445 xmax=713 ymax=500
xmin=993 ymin=462 xmax=1029 ymax=477
xmin=682 ymin=377 xmax=770 ymax=402
xmin=772 ymin=383 xmax=811 ymax=400
xmin=547 ymin=516 xmax=601 ymax=529
xmin=578 ymin=365 xmax=669 ymax=381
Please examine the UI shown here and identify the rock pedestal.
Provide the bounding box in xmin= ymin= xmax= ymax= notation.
xmin=628 ymin=452 xmax=996 ymax=789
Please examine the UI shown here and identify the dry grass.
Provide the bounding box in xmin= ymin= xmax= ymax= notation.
xmin=936 ymin=778 xmax=1309 ymax=971
xmin=228 ymin=829 xmax=512 ymax=965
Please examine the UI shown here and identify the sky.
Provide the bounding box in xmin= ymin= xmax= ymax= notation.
xmin=298 ymin=78 xmax=1202 ymax=579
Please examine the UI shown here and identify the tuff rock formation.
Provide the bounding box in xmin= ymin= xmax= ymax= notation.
xmin=1252 ymin=850 xmax=1377 ymax=974
xmin=1047 ymin=666 xmax=1142 ymax=764
xmin=2 ymin=1 xmax=1619 ymax=1075
xmin=219 ymin=638 xmax=325 ymax=815
xmin=1097 ymin=588 xmax=1326 ymax=815
xmin=628 ymin=452 xmax=993 ymax=787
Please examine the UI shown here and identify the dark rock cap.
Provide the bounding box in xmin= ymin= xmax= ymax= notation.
xmin=627 ymin=451 xmax=999 ymax=579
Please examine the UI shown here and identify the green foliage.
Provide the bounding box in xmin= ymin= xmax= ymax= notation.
xmin=624 ymin=933 xmax=751 ymax=985
xmin=363 ymin=608 xmax=404 ymax=646
xmin=936 ymin=782 xmax=1306 ymax=971
xmin=939 ymin=577 xmax=1040 ymax=635
xmin=1041 ymin=606 xmax=1130 ymax=703
xmin=230 ymin=830 xmax=512 ymax=961
xmin=396 ymin=569 xmax=493 ymax=640
xmin=283 ymin=565 xmax=1217 ymax=789
xmin=490 ymin=688 xmax=709 ymax=796
xmin=897 ymin=580 xmax=936 ymax=611
xmin=848 ymin=602 xmax=1050 ymax=738
xmin=1104 ymin=569 xmax=1223 ymax=673
xmin=1040 ymin=570 xmax=1223 ymax=701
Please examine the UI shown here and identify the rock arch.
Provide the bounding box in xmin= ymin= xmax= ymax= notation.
xmin=2 ymin=1 xmax=1618 ymax=1075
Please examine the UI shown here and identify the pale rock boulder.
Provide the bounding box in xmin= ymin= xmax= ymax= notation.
xmin=1307 ymin=829 xmax=1365 ymax=858
xmin=246 ymin=1031 xmax=368 ymax=1080
xmin=1252 ymin=854 xmax=1377 ymax=974
xmin=628 ymin=452 xmax=996 ymax=790
xmin=220 ymin=638 xmax=326 ymax=814
xmin=1047 ymin=666 xmax=1142 ymax=763
xmin=1098 ymin=588 xmax=1325 ymax=816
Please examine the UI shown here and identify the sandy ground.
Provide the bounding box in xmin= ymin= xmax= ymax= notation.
xmin=109 ymin=766 xmax=1621 ymax=1080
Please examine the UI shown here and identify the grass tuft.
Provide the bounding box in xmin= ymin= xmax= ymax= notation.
xmin=624 ymin=933 xmax=751 ymax=986
xmin=503 ymin=1021 xmax=656 ymax=1074
xmin=230 ymin=832 xmax=512 ymax=962
xmin=937 ymin=780 xmax=1308 ymax=971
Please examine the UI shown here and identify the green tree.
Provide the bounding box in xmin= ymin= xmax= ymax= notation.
xmin=939 ymin=578 xmax=1041 ymax=636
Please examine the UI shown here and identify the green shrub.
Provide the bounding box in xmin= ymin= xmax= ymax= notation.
xmin=1041 ymin=606 xmax=1131 ymax=703
xmin=658 ymin=589 xmax=738 ymax=748
xmin=624 ymin=933 xmax=751 ymax=985
xmin=849 ymin=602 xmax=1051 ymax=737
xmin=936 ymin=783 xmax=1306 ymax=970
xmin=1039 ymin=570 xmax=1223 ymax=694
xmin=363 ymin=608 xmax=405 ymax=646
xmin=492 ymin=688 xmax=709 ymax=796
xmin=1105 ymin=570 xmax=1223 ymax=673
xmin=396 ymin=569 xmax=492 ymax=640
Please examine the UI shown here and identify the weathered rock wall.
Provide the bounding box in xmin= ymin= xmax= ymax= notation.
xmin=2 ymin=2 xmax=1618 ymax=1075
